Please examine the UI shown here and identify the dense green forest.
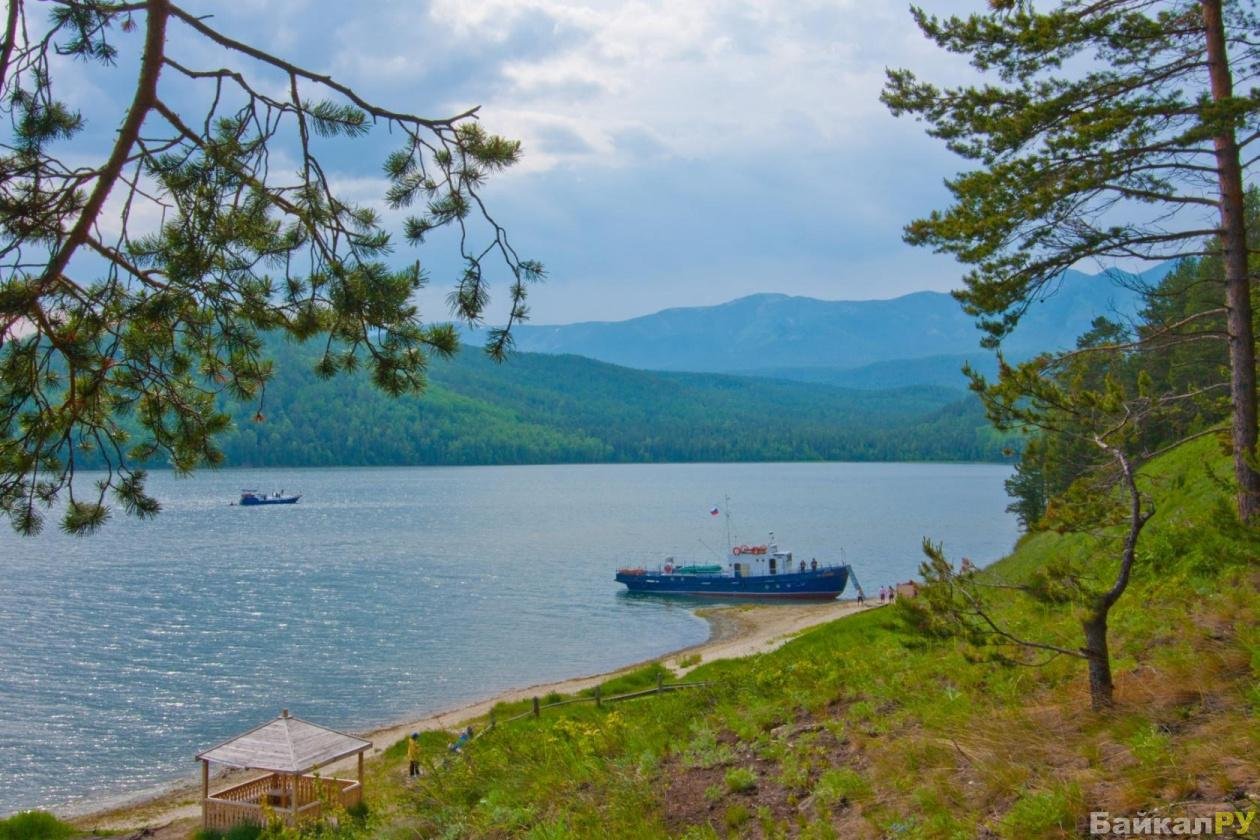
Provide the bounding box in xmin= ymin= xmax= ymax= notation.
xmin=194 ymin=341 xmax=1010 ymax=467
xmin=1003 ymin=223 xmax=1252 ymax=530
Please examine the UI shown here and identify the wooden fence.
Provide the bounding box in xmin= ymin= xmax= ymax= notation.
xmin=493 ymin=673 xmax=713 ymax=728
xmin=435 ymin=673 xmax=716 ymax=758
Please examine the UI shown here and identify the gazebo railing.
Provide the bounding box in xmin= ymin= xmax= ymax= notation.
xmin=204 ymin=797 xmax=265 ymax=832
xmin=208 ymin=774 xmax=276 ymax=806
xmin=204 ymin=772 xmax=361 ymax=830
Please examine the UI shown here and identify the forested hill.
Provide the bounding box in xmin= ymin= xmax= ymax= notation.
xmin=209 ymin=341 xmax=1010 ymax=467
xmin=747 ymin=354 xmax=1000 ymax=391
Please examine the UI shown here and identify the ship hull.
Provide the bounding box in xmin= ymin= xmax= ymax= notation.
xmin=615 ymin=566 xmax=848 ymax=600
xmin=240 ymin=496 xmax=301 ymax=506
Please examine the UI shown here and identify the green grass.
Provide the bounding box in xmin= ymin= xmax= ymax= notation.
xmin=581 ymin=662 xmax=672 ymax=698
xmin=193 ymin=825 xmax=263 ymax=840
xmin=291 ymin=436 xmax=1258 ymax=838
xmin=723 ymin=767 xmax=757 ymax=793
xmin=0 ymin=811 xmax=75 ymax=840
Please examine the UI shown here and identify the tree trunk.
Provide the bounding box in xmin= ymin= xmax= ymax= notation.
xmin=1202 ymin=0 xmax=1260 ymax=524
xmin=1081 ymin=608 xmax=1114 ymax=711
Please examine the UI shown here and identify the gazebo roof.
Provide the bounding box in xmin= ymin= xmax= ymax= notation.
xmin=197 ymin=710 xmax=371 ymax=774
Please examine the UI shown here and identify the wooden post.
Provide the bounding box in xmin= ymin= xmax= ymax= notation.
xmin=200 ymin=759 xmax=209 ymax=829
xmin=358 ymin=751 xmax=364 ymax=797
xmin=290 ymin=772 xmax=298 ymax=826
xmin=594 ymin=685 xmax=602 ymax=708
xmin=489 ymin=709 xmax=496 ymax=730
xmin=656 ymin=673 xmax=664 ymax=694
xmin=532 ymin=696 xmax=540 ymax=718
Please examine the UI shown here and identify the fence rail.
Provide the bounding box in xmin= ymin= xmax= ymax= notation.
xmin=485 ymin=675 xmax=716 ymax=730
xmin=441 ymin=674 xmax=717 ymax=750
xmin=413 ymin=672 xmax=719 ymax=779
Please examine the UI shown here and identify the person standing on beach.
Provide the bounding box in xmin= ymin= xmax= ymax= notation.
xmin=407 ymin=732 xmax=422 ymax=777
xmin=879 ymin=586 xmax=886 ymax=604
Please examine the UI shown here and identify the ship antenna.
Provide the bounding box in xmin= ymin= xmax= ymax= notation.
xmin=698 ymin=538 xmax=724 ymax=562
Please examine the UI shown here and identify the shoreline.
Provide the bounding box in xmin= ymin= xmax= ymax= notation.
xmin=68 ymin=598 xmax=873 ymax=834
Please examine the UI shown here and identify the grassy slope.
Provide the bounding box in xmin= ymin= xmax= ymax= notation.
xmin=344 ymin=436 xmax=1258 ymax=839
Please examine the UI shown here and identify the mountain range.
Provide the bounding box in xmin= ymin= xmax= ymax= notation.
xmin=473 ymin=264 xmax=1170 ymax=389
xmin=115 ymin=266 xmax=1167 ymax=469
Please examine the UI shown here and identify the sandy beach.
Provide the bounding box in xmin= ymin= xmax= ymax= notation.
xmin=70 ymin=598 xmax=873 ymax=836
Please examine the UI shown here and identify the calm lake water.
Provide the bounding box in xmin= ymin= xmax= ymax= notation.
xmin=0 ymin=461 xmax=1017 ymax=816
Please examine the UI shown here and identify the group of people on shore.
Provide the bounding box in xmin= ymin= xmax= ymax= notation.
xmin=877 ymin=581 xmax=920 ymax=602
xmin=406 ymin=725 xmax=475 ymax=777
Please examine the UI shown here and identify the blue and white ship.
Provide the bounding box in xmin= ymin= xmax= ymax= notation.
xmin=239 ymin=489 xmax=301 ymax=506
xmin=615 ymin=508 xmax=852 ymax=600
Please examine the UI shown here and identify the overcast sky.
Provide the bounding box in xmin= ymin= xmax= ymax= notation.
xmin=66 ymin=1 xmax=991 ymax=325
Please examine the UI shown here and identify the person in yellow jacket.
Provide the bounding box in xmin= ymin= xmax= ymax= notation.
xmin=406 ymin=732 xmax=422 ymax=777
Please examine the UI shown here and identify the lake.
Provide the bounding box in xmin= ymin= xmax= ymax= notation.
xmin=0 ymin=461 xmax=1017 ymax=816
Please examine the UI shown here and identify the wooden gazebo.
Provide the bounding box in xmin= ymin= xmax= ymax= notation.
xmin=196 ymin=709 xmax=371 ymax=831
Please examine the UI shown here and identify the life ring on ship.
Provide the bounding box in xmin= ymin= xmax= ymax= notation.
xmin=663 ymin=564 xmax=673 ymax=573
xmin=732 ymin=546 xmax=743 ymax=555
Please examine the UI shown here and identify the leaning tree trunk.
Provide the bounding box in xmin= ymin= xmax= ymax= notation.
xmin=1082 ymin=441 xmax=1154 ymax=711
xmin=1081 ymin=608 xmax=1114 ymax=710
xmin=1203 ymin=0 xmax=1260 ymax=524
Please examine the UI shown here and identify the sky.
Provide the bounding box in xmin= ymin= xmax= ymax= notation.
xmin=60 ymin=1 xmax=992 ymax=326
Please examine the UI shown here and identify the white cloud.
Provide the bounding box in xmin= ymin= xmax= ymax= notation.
xmin=321 ymin=1 xmax=977 ymax=174
xmin=32 ymin=1 xmax=995 ymax=323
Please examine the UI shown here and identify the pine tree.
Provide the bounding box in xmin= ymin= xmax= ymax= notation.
xmin=883 ymin=0 xmax=1260 ymax=521
xmin=0 ymin=1 xmax=541 ymax=534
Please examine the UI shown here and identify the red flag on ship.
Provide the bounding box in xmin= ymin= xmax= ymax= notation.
xmin=710 ymin=506 xmax=720 ymax=516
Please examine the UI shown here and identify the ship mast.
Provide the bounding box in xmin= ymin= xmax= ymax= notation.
xmin=724 ymin=494 xmax=733 ymax=554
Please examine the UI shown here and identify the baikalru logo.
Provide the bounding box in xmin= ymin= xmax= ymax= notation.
xmin=1089 ymin=810 xmax=1256 ymax=836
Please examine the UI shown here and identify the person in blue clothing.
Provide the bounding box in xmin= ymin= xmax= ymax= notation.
xmin=449 ymin=725 xmax=474 ymax=753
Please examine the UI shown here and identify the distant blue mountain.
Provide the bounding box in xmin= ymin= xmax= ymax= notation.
xmin=472 ymin=265 xmax=1170 ymax=384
